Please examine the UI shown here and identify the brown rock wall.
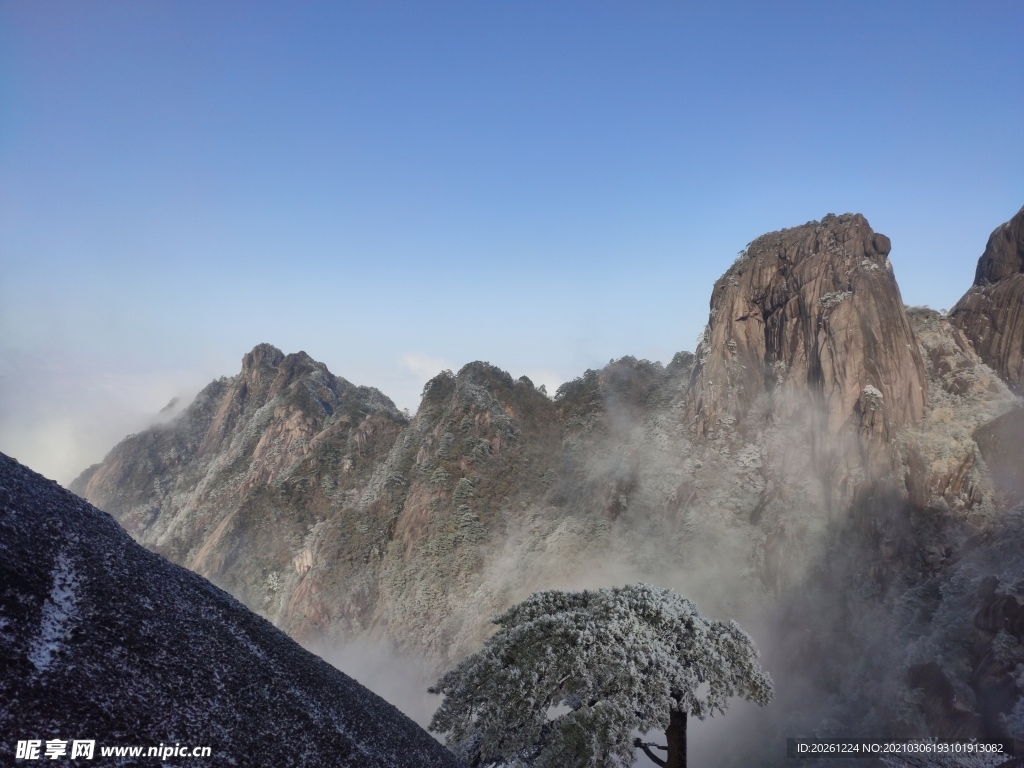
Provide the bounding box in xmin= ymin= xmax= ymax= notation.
xmin=901 ymin=306 xmax=1018 ymax=518
xmin=690 ymin=213 xmax=927 ymax=440
xmin=951 ymin=205 xmax=1024 ymax=393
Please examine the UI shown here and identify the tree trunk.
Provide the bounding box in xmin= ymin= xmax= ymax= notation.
xmin=665 ymin=708 xmax=687 ymax=768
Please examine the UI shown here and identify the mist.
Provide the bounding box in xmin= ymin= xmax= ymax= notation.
xmin=299 ymin=365 xmax=852 ymax=765
xmin=312 ymin=637 xmax=442 ymax=732
xmin=0 ymin=349 xmax=209 ymax=486
xmin=343 ymin=351 xmax=1024 ymax=766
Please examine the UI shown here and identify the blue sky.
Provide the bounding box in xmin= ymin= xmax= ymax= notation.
xmin=1 ymin=1 xmax=1022 ymax=484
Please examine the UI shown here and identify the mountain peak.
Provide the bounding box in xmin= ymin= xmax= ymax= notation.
xmin=690 ymin=212 xmax=926 ymax=439
xmin=456 ymin=361 xmax=516 ymax=390
xmin=951 ymin=204 xmax=1024 ymax=393
xmin=972 ymin=204 xmax=1024 ymax=286
xmin=241 ymin=342 xmax=285 ymax=373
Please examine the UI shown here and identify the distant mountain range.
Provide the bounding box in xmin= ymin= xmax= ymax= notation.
xmin=67 ymin=206 xmax=1024 ymax=764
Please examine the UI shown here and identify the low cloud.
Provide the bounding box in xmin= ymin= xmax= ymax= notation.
xmin=401 ymin=353 xmax=454 ymax=383
xmin=310 ymin=637 xmax=441 ymax=732
xmin=521 ymin=370 xmax=564 ymax=397
xmin=0 ymin=350 xmax=204 ymax=486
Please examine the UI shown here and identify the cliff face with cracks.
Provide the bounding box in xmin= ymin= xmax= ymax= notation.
xmin=689 ymin=213 xmax=927 ymax=439
xmin=687 ymin=213 xmax=929 ymax=522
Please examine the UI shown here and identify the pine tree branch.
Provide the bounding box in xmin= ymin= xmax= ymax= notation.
xmin=633 ymin=738 xmax=668 ymax=767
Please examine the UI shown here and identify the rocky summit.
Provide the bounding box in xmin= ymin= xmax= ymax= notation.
xmin=69 ymin=208 xmax=1024 ymax=765
xmin=951 ymin=204 xmax=1024 ymax=394
xmin=71 ymin=344 xmax=408 ymax=622
xmin=689 ymin=212 xmax=927 ymax=439
xmin=0 ymin=453 xmax=462 ymax=768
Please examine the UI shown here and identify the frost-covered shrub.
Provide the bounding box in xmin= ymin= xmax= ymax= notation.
xmin=454 ymin=505 xmax=483 ymax=545
xmin=435 ymin=432 xmax=455 ymax=459
xmin=819 ymin=290 xmax=853 ymax=309
xmin=453 ymin=478 xmax=475 ymax=506
xmin=470 ymin=438 xmax=493 ymax=462
xmin=695 ymin=325 xmax=712 ymax=365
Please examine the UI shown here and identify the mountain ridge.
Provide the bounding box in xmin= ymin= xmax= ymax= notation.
xmin=69 ymin=208 xmax=1024 ymax=762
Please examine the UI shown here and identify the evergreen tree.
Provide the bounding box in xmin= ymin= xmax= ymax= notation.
xmin=429 ymin=583 xmax=773 ymax=768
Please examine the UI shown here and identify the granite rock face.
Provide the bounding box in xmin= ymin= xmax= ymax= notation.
xmin=951 ymin=205 xmax=1024 ymax=394
xmin=689 ymin=213 xmax=927 ymax=440
xmin=0 ymin=453 xmax=463 ymax=768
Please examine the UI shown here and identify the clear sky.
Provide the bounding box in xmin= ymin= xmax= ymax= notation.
xmin=1 ymin=1 xmax=1022 ymax=485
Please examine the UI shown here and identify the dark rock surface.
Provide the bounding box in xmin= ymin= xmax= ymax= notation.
xmin=0 ymin=453 xmax=462 ymax=768
xmin=951 ymin=206 xmax=1024 ymax=394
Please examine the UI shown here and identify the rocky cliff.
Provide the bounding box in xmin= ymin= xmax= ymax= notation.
xmin=68 ymin=209 xmax=1024 ymax=764
xmin=689 ymin=213 xmax=927 ymax=439
xmin=0 ymin=453 xmax=463 ymax=768
xmin=901 ymin=307 xmax=1016 ymax=521
xmin=686 ymin=213 xmax=931 ymax=522
xmin=71 ymin=344 xmax=408 ymax=611
xmin=951 ymin=205 xmax=1024 ymax=394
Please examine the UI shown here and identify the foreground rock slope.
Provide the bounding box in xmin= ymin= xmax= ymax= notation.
xmin=1 ymin=453 xmax=462 ymax=768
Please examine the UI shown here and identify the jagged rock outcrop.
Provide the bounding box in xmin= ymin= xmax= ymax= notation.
xmin=282 ymin=356 xmax=702 ymax=660
xmin=0 ymin=453 xmax=463 ymax=768
xmin=690 ymin=213 xmax=927 ymax=441
xmin=71 ymin=350 xmax=710 ymax=664
xmin=281 ymin=360 xmax=565 ymax=653
xmin=951 ymin=205 xmax=1024 ymax=394
xmin=71 ymin=344 xmax=408 ymax=611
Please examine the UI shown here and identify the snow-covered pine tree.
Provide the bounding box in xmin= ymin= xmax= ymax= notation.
xmin=428 ymin=583 xmax=773 ymax=768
